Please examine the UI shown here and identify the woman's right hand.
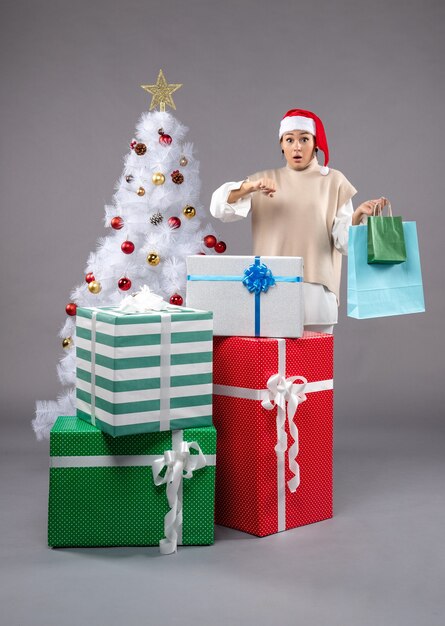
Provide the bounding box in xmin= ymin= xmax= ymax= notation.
xmin=248 ymin=178 xmax=277 ymax=197
xmin=227 ymin=178 xmax=277 ymax=204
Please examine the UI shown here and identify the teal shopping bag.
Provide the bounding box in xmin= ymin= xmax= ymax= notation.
xmin=348 ymin=222 xmax=425 ymax=319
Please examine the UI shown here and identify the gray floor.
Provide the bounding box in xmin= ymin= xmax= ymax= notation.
xmin=1 ymin=418 xmax=444 ymax=626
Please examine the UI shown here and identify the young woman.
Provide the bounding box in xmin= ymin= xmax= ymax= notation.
xmin=210 ymin=108 xmax=386 ymax=333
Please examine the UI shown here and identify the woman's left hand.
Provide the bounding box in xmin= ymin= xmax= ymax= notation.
xmin=352 ymin=196 xmax=389 ymax=225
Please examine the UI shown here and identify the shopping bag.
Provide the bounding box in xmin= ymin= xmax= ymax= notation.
xmin=367 ymin=202 xmax=407 ymax=264
xmin=348 ymin=221 xmax=425 ymax=319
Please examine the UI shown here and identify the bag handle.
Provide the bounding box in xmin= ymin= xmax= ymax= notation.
xmin=372 ymin=199 xmax=392 ymax=217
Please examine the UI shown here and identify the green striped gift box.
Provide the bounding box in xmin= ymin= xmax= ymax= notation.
xmin=48 ymin=416 xmax=216 ymax=548
xmin=76 ymin=305 xmax=213 ymax=436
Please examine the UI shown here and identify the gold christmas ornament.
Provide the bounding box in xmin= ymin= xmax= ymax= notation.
xmin=141 ymin=69 xmax=183 ymax=112
xmin=183 ymin=205 xmax=196 ymax=218
xmin=179 ymin=156 xmax=188 ymax=167
xmin=62 ymin=337 xmax=73 ymax=349
xmin=146 ymin=252 xmax=160 ymax=266
xmin=137 ymin=186 xmax=146 ymax=196
xmin=88 ymin=280 xmax=102 ymax=294
xmin=152 ymin=172 xmax=165 ymax=186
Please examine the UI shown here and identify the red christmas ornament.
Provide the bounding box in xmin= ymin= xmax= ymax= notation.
xmin=65 ymin=302 xmax=77 ymax=316
xmin=111 ymin=216 xmax=124 ymax=230
xmin=130 ymin=139 xmax=137 ymax=150
xmin=118 ymin=277 xmax=132 ymax=291
xmin=198 ymin=252 xmax=206 ymax=255
xmin=169 ymin=293 xmax=183 ymax=306
xmin=215 ymin=241 xmax=227 ymax=253
xmin=121 ymin=240 xmax=135 ymax=254
xmin=203 ymin=235 xmax=217 ymax=248
xmin=159 ymin=133 xmax=172 ymax=146
xmin=85 ymin=272 xmax=95 ymax=283
xmin=168 ymin=216 xmax=181 ymax=229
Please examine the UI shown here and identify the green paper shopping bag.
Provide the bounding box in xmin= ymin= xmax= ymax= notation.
xmin=348 ymin=221 xmax=425 ymax=319
xmin=367 ymin=202 xmax=407 ymax=264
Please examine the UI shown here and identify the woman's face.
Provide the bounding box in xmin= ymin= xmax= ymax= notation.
xmin=281 ymin=130 xmax=316 ymax=170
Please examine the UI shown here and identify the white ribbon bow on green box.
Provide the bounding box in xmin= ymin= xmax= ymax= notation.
xmin=118 ymin=285 xmax=169 ymax=314
xmin=152 ymin=437 xmax=208 ymax=555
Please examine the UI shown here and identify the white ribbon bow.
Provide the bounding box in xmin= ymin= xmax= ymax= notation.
xmin=262 ymin=374 xmax=307 ymax=492
xmin=152 ymin=441 xmax=207 ymax=555
xmin=118 ymin=285 xmax=168 ymax=313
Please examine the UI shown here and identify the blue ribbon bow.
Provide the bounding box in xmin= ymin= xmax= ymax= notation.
xmin=242 ymin=260 xmax=276 ymax=294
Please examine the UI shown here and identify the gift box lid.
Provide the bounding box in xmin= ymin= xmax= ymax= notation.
xmin=213 ymin=333 xmax=333 ymax=389
xmin=50 ymin=416 xmax=216 ymax=458
xmin=76 ymin=305 xmax=212 ymax=326
xmin=186 ymin=254 xmax=303 ymax=279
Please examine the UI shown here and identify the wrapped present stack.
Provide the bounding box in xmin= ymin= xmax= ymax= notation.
xmin=48 ymin=287 xmax=216 ymax=554
xmin=48 ymin=253 xmax=335 ymax=553
xmin=187 ymin=255 xmax=334 ymax=537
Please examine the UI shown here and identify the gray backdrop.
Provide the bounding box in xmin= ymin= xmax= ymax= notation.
xmin=1 ymin=1 xmax=444 ymax=625
xmin=1 ymin=0 xmax=444 ymax=427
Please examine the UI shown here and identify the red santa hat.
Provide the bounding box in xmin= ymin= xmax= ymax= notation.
xmin=279 ymin=109 xmax=330 ymax=175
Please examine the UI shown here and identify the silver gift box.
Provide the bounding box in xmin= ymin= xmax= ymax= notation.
xmin=186 ymin=255 xmax=304 ymax=338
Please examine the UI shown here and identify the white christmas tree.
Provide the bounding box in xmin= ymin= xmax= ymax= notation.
xmin=33 ymin=70 xmax=225 ymax=440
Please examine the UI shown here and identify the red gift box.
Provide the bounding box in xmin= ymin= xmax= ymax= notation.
xmin=213 ymin=332 xmax=333 ymax=537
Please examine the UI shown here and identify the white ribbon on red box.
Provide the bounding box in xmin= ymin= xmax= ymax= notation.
xmin=213 ymin=338 xmax=333 ymax=532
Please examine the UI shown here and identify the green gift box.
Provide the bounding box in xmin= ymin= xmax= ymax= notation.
xmin=76 ymin=305 xmax=213 ymax=436
xmin=48 ymin=416 xmax=216 ymax=553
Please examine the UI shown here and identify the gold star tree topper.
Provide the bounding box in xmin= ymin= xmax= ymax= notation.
xmin=141 ymin=69 xmax=183 ymax=112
